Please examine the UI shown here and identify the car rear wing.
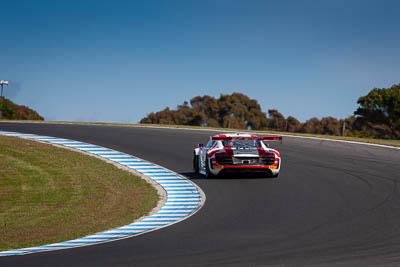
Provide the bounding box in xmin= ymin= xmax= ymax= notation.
xmin=255 ymin=136 xmax=282 ymax=142
xmin=211 ymin=135 xmax=282 ymax=144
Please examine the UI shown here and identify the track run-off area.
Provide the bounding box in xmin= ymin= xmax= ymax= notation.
xmin=1 ymin=122 xmax=400 ymax=266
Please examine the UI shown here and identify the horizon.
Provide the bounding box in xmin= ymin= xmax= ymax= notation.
xmin=1 ymin=0 xmax=399 ymax=123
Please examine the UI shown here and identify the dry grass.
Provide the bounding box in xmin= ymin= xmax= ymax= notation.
xmin=0 ymin=135 xmax=159 ymax=251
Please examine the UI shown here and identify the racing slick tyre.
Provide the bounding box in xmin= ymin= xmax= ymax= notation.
xmin=205 ymin=157 xmax=215 ymax=179
xmin=193 ymin=153 xmax=199 ymax=174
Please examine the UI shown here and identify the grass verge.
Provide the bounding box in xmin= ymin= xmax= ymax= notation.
xmin=0 ymin=135 xmax=159 ymax=251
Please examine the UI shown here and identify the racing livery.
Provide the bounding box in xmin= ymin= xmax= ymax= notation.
xmin=193 ymin=133 xmax=282 ymax=178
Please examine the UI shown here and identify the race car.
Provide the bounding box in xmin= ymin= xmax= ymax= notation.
xmin=193 ymin=133 xmax=282 ymax=178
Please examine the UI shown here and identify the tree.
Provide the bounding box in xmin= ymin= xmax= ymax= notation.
xmin=139 ymin=87 xmax=400 ymax=140
xmin=286 ymin=116 xmax=301 ymax=132
xmin=190 ymin=95 xmax=219 ymax=123
xmin=140 ymin=92 xmax=269 ymax=130
xmin=0 ymin=97 xmax=44 ymax=120
xmin=354 ymin=84 xmax=400 ymax=139
xmin=300 ymin=117 xmax=321 ymax=134
xmin=218 ymin=93 xmax=268 ymax=130
xmin=320 ymin=117 xmax=341 ymax=135
xmin=268 ymin=109 xmax=285 ymax=131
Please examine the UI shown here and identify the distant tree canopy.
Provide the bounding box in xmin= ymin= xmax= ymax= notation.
xmin=299 ymin=117 xmax=342 ymax=136
xmin=268 ymin=109 xmax=286 ymax=131
xmin=141 ymin=93 xmax=268 ymax=130
xmin=286 ymin=116 xmax=301 ymax=132
xmin=0 ymin=97 xmax=44 ymax=120
xmin=141 ymin=85 xmax=400 ymax=140
xmin=353 ymin=84 xmax=400 ymax=139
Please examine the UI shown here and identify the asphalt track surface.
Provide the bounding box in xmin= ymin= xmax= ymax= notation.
xmin=1 ymin=123 xmax=400 ymax=266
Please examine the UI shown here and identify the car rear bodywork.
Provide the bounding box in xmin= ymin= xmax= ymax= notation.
xmin=194 ymin=133 xmax=282 ymax=178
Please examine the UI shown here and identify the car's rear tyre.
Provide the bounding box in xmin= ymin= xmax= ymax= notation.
xmin=193 ymin=153 xmax=199 ymax=174
xmin=205 ymin=157 xmax=215 ymax=179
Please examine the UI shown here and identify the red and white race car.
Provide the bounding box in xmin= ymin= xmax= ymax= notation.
xmin=193 ymin=133 xmax=282 ymax=178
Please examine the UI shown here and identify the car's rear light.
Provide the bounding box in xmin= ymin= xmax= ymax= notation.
xmin=258 ymin=149 xmax=275 ymax=158
xmin=215 ymin=150 xmax=234 ymax=158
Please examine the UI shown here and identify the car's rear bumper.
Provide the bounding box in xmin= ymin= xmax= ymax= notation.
xmin=217 ymin=167 xmax=273 ymax=177
xmin=213 ymin=165 xmax=277 ymax=169
xmin=210 ymin=164 xmax=279 ymax=176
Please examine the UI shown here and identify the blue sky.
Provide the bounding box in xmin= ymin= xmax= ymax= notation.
xmin=1 ymin=0 xmax=399 ymax=122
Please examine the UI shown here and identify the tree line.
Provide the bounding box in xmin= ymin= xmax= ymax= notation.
xmin=141 ymin=84 xmax=400 ymax=140
xmin=0 ymin=97 xmax=44 ymax=120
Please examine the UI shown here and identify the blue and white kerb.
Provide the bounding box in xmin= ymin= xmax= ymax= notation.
xmin=0 ymin=131 xmax=205 ymax=256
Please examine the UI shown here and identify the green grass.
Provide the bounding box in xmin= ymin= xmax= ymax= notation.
xmin=1 ymin=120 xmax=399 ymax=147
xmin=0 ymin=136 xmax=159 ymax=251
